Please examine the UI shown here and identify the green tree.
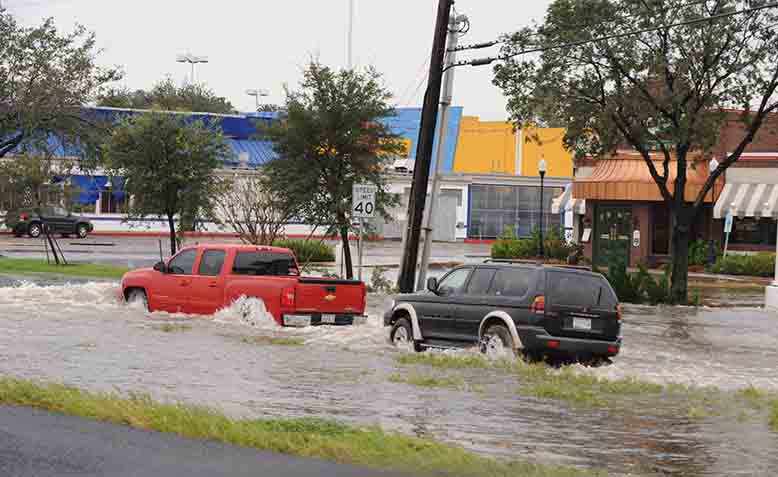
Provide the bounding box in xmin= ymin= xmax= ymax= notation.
xmin=98 ymin=79 xmax=236 ymax=114
xmin=263 ymin=62 xmax=402 ymax=279
xmin=493 ymin=0 xmax=778 ymax=303
xmin=0 ymin=9 xmax=119 ymax=161
xmin=103 ymin=113 xmax=228 ymax=255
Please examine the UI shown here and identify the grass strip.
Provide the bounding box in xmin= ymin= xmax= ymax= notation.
xmin=0 ymin=378 xmax=602 ymax=477
xmin=0 ymin=258 xmax=128 ymax=279
xmin=769 ymin=399 xmax=778 ymax=430
xmin=395 ymin=353 xmax=491 ymax=369
xmin=389 ymin=372 xmax=465 ymax=389
xmin=240 ymin=336 xmax=305 ymax=347
xmin=156 ymin=323 xmax=193 ymax=333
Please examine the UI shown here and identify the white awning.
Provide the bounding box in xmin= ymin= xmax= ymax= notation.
xmin=551 ymin=184 xmax=586 ymax=215
xmin=713 ymin=183 xmax=778 ymax=219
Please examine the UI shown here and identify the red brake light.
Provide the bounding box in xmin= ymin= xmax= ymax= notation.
xmin=617 ymin=304 xmax=623 ymax=321
xmin=20 ymin=213 xmax=28 ymax=221
xmin=532 ymin=296 xmax=545 ymax=315
xmin=281 ymin=287 xmax=296 ymax=308
xmin=547 ymin=340 xmax=560 ymax=348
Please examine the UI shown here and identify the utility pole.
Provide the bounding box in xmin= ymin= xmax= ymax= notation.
xmin=397 ymin=0 xmax=453 ymax=293
xmin=347 ymin=0 xmax=354 ymax=69
xmin=415 ymin=13 xmax=466 ymax=292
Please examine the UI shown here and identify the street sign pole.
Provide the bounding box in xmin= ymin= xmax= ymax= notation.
xmin=724 ymin=210 xmax=733 ymax=257
xmin=352 ymin=184 xmax=377 ymax=282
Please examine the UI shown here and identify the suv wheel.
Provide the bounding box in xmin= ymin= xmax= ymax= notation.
xmin=390 ymin=318 xmax=423 ymax=352
xmin=27 ymin=222 xmax=42 ymax=238
xmin=480 ymin=324 xmax=516 ymax=358
xmin=76 ymin=224 xmax=89 ymax=239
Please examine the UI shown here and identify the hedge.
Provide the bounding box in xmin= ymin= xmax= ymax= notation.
xmin=273 ymin=239 xmax=335 ymax=263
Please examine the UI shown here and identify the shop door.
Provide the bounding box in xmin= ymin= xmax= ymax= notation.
xmin=595 ymin=206 xmax=632 ymax=267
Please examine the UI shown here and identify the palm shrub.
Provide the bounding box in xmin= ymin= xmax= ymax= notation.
xmin=273 ymin=239 xmax=335 ymax=263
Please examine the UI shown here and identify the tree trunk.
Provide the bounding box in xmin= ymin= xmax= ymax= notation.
xmin=340 ymin=225 xmax=354 ymax=279
xmin=669 ymin=207 xmax=690 ymax=304
xmin=167 ymin=214 xmax=177 ymax=256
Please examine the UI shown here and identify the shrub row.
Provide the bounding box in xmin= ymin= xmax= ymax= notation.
xmin=272 ymin=239 xmax=335 ymax=263
xmin=491 ymin=227 xmax=577 ymax=262
xmin=710 ymin=252 xmax=775 ymax=277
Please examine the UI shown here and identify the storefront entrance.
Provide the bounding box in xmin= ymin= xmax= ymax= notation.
xmin=594 ymin=205 xmax=632 ymax=267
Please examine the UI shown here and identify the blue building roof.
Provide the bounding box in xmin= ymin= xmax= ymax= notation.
xmin=12 ymin=106 xmax=464 ymax=172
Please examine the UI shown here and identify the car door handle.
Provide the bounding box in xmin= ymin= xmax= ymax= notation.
xmin=208 ymin=282 xmax=218 ymax=288
xmin=179 ymin=280 xmax=191 ymax=287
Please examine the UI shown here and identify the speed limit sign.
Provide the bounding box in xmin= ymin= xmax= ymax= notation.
xmin=352 ymin=184 xmax=378 ymax=218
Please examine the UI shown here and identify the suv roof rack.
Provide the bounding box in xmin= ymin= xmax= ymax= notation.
xmin=483 ymin=259 xmax=541 ymax=265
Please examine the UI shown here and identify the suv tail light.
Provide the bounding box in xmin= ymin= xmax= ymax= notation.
xmin=281 ymin=287 xmax=296 ymax=308
xmin=531 ymin=296 xmax=545 ymax=315
xmin=617 ymin=304 xmax=623 ymax=321
xmin=20 ymin=213 xmax=28 ymax=221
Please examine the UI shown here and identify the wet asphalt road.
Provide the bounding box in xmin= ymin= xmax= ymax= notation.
xmin=0 ymin=405 xmax=397 ymax=477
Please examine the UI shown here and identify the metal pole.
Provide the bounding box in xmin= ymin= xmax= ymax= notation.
xmin=539 ymin=172 xmax=545 ymax=257
xmin=416 ymin=13 xmax=464 ymax=292
xmin=773 ymin=217 xmax=778 ymax=286
xmin=191 ymin=62 xmax=195 ymax=84
xmin=348 ymin=0 xmax=354 ymax=69
xmin=397 ymin=0 xmax=453 ymax=293
xmin=358 ymin=219 xmax=364 ymax=281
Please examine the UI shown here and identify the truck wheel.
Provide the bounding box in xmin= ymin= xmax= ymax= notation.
xmin=480 ymin=324 xmax=517 ymax=358
xmin=127 ymin=289 xmax=149 ymax=312
xmin=76 ymin=224 xmax=89 ymax=239
xmin=27 ymin=222 xmax=42 ymax=238
xmin=390 ymin=318 xmax=423 ymax=352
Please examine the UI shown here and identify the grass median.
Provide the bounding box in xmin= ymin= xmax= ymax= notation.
xmin=0 ymin=258 xmax=129 ymax=280
xmin=0 ymin=377 xmax=602 ymax=477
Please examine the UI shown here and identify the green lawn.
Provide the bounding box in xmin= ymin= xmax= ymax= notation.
xmin=0 ymin=258 xmax=129 ymax=279
xmin=0 ymin=378 xmax=603 ymax=477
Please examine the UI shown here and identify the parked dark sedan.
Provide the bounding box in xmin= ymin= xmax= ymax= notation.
xmin=384 ymin=262 xmax=622 ymax=360
xmin=6 ymin=207 xmax=94 ymax=239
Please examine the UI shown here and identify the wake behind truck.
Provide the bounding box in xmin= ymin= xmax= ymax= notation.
xmin=120 ymin=244 xmax=367 ymax=326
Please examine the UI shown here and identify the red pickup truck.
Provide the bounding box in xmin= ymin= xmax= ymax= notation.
xmin=120 ymin=244 xmax=367 ymax=326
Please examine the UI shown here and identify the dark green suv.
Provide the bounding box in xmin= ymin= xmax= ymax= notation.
xmin=5 ymin=206 xmax=94 ymax=239
xmin=384 ymin=263 xmax=622 ymax=360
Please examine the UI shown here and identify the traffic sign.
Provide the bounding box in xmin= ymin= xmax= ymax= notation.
xmin=724 ymin=211 xmax=734 ymax=234
xmin=352 ymin=184 xmax=378 ymax=218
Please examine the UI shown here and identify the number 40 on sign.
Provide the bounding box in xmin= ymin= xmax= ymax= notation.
xmin=352 ymin=184 xmax=378 ymax=218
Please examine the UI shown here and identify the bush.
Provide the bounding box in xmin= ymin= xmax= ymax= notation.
xmin=273 ymin=239 xmax=335 ymax=263
xmin=689 ymin=240 xmax=721 ymax=266
xmin=490 ymin=226 xmax=574 ymax=261
xmin=710 ymin=252 xmax=775 ymax=277
xmin=599 ymin=260 xmax=672 ymax=305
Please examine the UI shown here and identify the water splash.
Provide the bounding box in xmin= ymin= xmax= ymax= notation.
xmin=0 ymin=281 xmax=122 ymax=308
xmin=213 ymin=296 xmax=279 ymax=329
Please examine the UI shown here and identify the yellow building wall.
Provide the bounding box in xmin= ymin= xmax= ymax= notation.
xmin=453 ymin=117 xmax=516 ymax=174
xmin=452 ymin=117 xmax=573 ymax=178
xmin=521 ymin=128 xmax=573 ymax=178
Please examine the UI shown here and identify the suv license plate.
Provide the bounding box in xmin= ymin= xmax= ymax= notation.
xmin=573 ymin=317 xmax=592 ymax=331
xmin=321 ymin=314 xmax=336 ymax=324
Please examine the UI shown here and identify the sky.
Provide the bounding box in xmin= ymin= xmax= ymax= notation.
xmin=6 ymin=0 xmax=551 ymax=120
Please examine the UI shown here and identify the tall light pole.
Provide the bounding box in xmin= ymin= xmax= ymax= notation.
xmin=176 ymin=53 xmax=209 ymax=84
xmin=347 ymin=0 xmax=354 ymax=69
xmin=538 ymin=159 xmax=547 ymax=258
xmin=246 ymin=89 xmax=270 ymax=111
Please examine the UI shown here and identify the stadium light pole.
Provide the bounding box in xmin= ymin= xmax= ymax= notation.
xmin=176 ymin=53 xmax=209 ymax=84
xmin=246 ymin=89 xmax=270 ymax=111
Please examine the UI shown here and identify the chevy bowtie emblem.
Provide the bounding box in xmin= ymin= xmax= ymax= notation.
xmin=324 ymin=294 xmax=336 ymax=302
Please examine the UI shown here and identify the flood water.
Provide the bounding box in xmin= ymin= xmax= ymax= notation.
xmin=0 ymin=278 xmax=776 ymax=476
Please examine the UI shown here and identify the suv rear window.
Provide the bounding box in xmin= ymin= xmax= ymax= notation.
xmin=488 ymin=269 xmax=531 ymax=297
xmin=549 ymin=272 xmax=617 ymax=308
xmin=233 ymin=252 xmax=299 ymax=276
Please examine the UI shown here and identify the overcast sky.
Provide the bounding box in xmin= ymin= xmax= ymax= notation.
xmin=7 ymin=0 xmax=551 ymax=120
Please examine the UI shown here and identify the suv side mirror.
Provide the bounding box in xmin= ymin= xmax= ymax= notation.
xmin=427 ymin=277 xmax=438 ymax=293
xmin=153 ymin=261 xmax=168 ymax=274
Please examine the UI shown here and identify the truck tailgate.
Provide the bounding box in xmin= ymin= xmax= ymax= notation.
xmin=294 ymin=278 xmax=366 ymax=315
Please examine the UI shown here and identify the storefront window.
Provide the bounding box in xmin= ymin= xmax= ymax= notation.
xmin=731 ymin=218 xmax=777 ymax=245
xmin=468 ymin=184 xmax=562 ymax=239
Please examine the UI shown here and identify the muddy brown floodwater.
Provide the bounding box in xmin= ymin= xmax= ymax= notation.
xmin=0 ymin=278 xmax=776 ymax=476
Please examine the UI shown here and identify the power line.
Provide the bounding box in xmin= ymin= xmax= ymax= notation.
xmin=452 ymin=0 xmax=737 ymax=53
xmin=448 ymin=1 xmax=778 ymax=70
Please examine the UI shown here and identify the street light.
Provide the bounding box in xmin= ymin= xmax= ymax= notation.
xmin=246 ymin=89 xmax=270 ymax=111
xmin=176 ymin=53 xmax=209 ymax=84
xmin=538 ymin=159 xmax=547 ymax=258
